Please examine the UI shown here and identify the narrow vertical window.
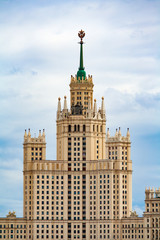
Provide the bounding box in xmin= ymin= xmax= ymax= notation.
xmin=68 ymin=125 xmax=71 ymax=132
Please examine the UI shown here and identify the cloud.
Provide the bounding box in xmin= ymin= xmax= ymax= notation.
xmin=0 ymin=198 xmax=23 ymax=217
xmin=0 ymin=167 xmax=23 ymax=216
xmin=132 ymin=205 xmax=145 ymax=217
xmin=135 ymin=92 xmax=160 ymax=108
xmin=0 ymin=158 xmax=22 ymax=170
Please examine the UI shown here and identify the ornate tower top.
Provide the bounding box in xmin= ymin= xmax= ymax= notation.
xmin=78 ymin=29 xmax=85 ymax=44
xmin=77 ymin=29 xmax=86 ymax=80
xmin=69 ymin=30 xmax=94 ymax=115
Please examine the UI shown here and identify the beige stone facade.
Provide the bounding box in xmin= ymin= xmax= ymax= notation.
xmin=143 ymin=187 xmax=160 ymax=239
xmin=0 ymin=32 xmax=160 ymax=239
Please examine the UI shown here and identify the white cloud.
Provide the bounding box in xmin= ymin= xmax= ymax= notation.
xmin=132 ymin=205 xmax=144 ymax=217
xmin=0 ymin=198 xmax=23 ymax=217
xmin=0 ymin=158 xmax=22 ymax=170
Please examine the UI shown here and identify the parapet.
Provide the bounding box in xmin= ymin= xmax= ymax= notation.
xmin=23 ymin=129 xmax=46 ymax=143
xmin=70 ymin=74 xmax=93 ymax=84
xmin=106 ymin=127 xmax=130 ymax=142
xmin=57 ymin=96 xmax=106 ymax=120
xmin=145 ymin=187 xmax=160 ymax=200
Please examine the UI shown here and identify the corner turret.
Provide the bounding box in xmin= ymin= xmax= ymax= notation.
xmin=23 ymin=129 xmax=46 ymax=170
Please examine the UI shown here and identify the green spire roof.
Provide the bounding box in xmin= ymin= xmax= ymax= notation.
xmin=77 ymin=30 xmax=86 ymax=81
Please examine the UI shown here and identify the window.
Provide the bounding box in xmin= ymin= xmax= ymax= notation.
xmin=68 ymin=125 xmax=71 ymax=132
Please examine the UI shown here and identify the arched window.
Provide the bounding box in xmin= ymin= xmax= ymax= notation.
xmin=78 ymin=125 xmax=80 ymax=132
xmin=74 ymin=125 xmax=76 ymax=132
xmin=68 ymin=125 xmax=71 ymax=132
xmin=83 ymin=125 xmax=86 ymax=132
xmin=93 ymin=125 xmax=95 ymax=132
xmin=97 ymin=125 xmax=99 ymax=132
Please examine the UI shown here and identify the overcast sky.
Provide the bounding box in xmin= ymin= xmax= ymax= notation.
xmin=0 ymin=0 xmax=160 ymax=217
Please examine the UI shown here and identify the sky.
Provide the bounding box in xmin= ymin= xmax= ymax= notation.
xmin=0 ymin=0 xmax=160 ymax=217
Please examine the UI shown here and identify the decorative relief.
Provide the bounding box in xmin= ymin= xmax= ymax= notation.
xmin=6 ymin=211 xmax=16 ymax=218
xmin=130 ymin=210 xmax=138 ymax=217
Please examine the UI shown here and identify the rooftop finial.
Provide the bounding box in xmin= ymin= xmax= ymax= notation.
xmin=101 ymin=96 xmax=106 ymax=119
xmin=24 ymin=129 xmax=27 ymax=138
xmin=78 ymin=29 xmax=85 ymax=44
xmin=93 ymin=99 xmax=97 ymax=115
xmin=39 ymin=130 xmax=41 ymax=137
xmin=127 ymin=128 xmax=130 ymax=139
xmin=57 ymin=97 xmax=61 ymax=112
xmin=42 ymin=129 xmax=45 ymax=137
xmin=77 ymin=30 xmax=86 ymax=80
xmin=115 ymin=128 xmax=118 ymax=137
xmin=28 ymin=128 xmax=31 ymax=137
xmin=63 ymin=96 xmax=68 ymax=111
xmin=107 ymin=128 xmax=110 ymax=139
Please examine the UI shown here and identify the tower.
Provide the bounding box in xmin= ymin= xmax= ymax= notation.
xmin=23 ymin=129 xmax=46 ymax=220
xmin=70 ymin=30 xmax=94 ymax=114
xmin=2 ymin=30 xmax=154 ymax=240
xmin=57 ymin=30 xmax=106 ymax=163
xmin=55 ymin=30 xmax=132 ymax=239
xmin=106 ymin=127 xmax=132 ymax=220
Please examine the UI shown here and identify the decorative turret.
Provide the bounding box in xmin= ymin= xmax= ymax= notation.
xmin=107 ymin=128 xmax=110 ymax=139
xmin=57 ymin=97 xmax=61 ymax=112
xmin=63 ymin=96 xmax=68 ymax=117
xmin=28 ymin=128 xmax=31 ymax=137
xmin=101 ymin=97 xmax=106 ymax=119
xmin=63 ymin=96 xmax=67 ymax=110
xmin=77 ymin=30 xmax=86 ymax=81
xmin=86 ymin=96 xmax=93 ymax=119
xmin=23 ymin=129 xmax=46 ymax=143
xmin=42 ymin=129 xmax=45 ymax=138
xmin=115 ymin=128 xmax=118 ymax=137
xmin=126 ymin=128 xmax=130 ymax=141
xmin=93 ymin=99 xmax=97 ymax=117
xmin=118 ymin=127 xmax=122 ymax=140
xmin=57 ymin=97 xmax=62 ymax=120
xmin=24 ymin=129 xmax=27 ymax=139
xmin=38 ymin=130 xmax=41 ymax=137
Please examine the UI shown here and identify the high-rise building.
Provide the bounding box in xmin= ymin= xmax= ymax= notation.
xmin=0 ymin=30 xmax=160 ymax=240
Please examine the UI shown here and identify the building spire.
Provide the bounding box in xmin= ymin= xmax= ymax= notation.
xmin=93 ymin=99 xmax=97 ymax=114
xmin=63 ymin=96 xmax=68 ymax=112
xmin=77 ymin=30 xmax=86 ymax=80
xmin=57 ymin=97 xmax=61 ymax=112
xmin=101 ymin=97 xmax=106 ymax=119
